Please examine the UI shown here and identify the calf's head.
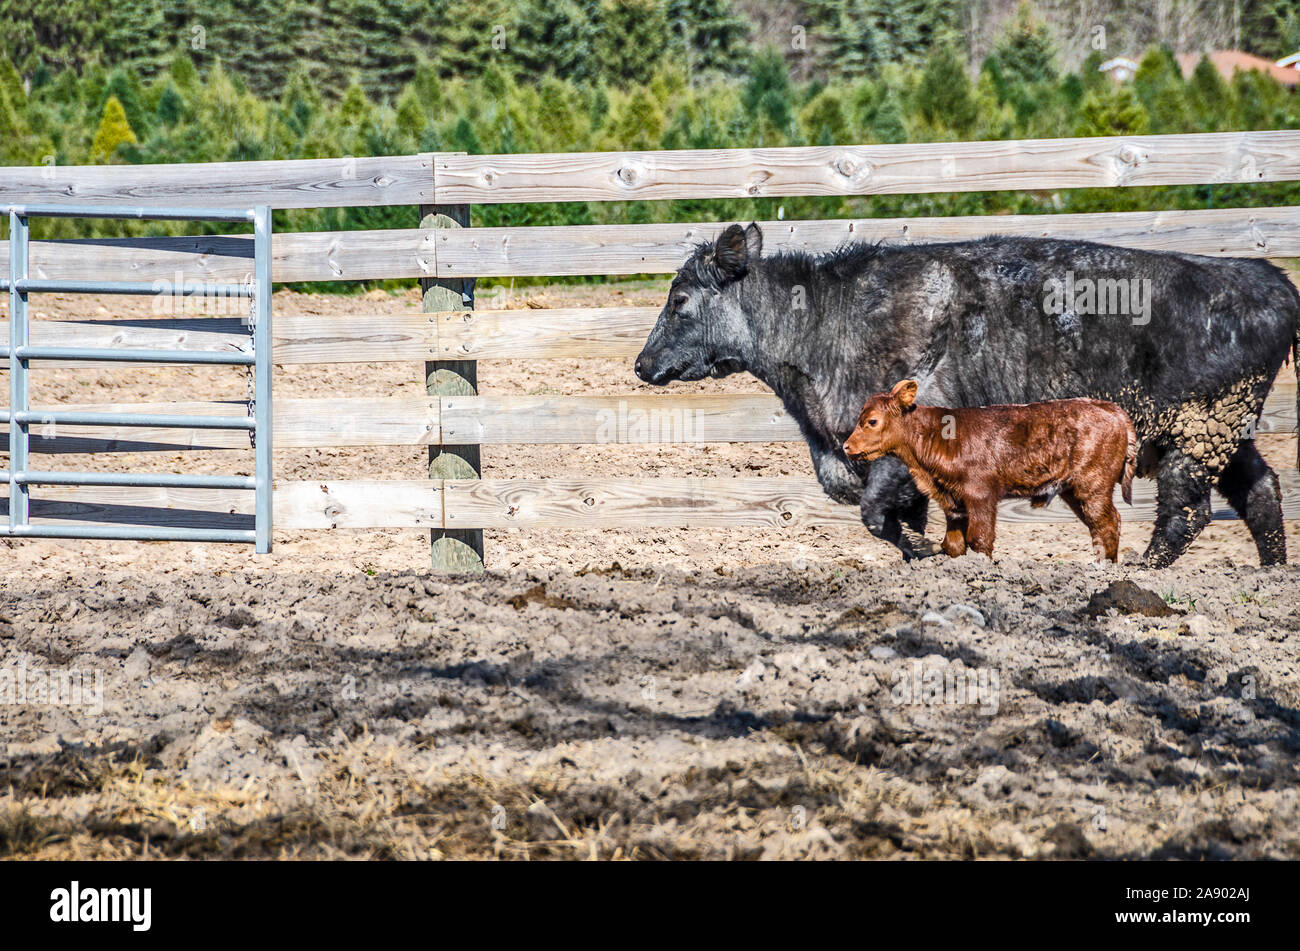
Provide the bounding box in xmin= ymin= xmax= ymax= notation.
xmin=634 ymin=223 xmax=763 ymax=385
xmin=844 ymin=379 xmax=919 ymax=461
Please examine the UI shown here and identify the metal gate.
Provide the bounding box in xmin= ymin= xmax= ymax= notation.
xmin=2 ymin=204 xmax=273 ymax=552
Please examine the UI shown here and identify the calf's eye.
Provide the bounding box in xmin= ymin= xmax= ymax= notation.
xmin=673 ymin=294 xmax=689 ymax=309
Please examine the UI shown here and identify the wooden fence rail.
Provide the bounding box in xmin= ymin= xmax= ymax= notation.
xmin=8 ymin=471 xmax=1300 ymax=533
xmin=3 ymin=131 xmax=1299 ymax=565
xmin=4 ymin=387 xmax=1292 ymax=454
xmin=4 ymin=131 xmax=1300 ymax=207
xmin=5 ymin=205 xmax=1300 ymax=285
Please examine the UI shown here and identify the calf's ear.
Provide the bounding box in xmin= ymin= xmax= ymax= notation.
xmin=744 ymin=222 xmax=763 ymax=258
xmin=891 ymin=379 xmax=919 ymax=407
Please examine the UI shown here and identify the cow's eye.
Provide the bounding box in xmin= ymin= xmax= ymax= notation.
xmin=673 ymin=294 xmax=689 ymax=310
xmin=869 ymin=418 xmax=879 ymax=427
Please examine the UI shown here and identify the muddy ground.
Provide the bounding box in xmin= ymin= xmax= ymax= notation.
xmin=1 ymin=282 xmax=1298 ymax=859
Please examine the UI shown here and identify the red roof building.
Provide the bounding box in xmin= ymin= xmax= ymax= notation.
xmin=1176 ymin=50 xmax=1299 ymax=87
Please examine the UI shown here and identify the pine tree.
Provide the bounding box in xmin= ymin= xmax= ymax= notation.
xmin=155 ymin=83 xmax=184 ymax=126
xmin=799 ymin=88 xmax=848 ymax=145
xmin=280 ymin=67 xmax=321 ymax=137
xmin=666 ymin=0 xmax=751 ymax=77
xmin=869 ymin=86 xmax=907 ymax=143
xmin=1078 ymin=50 xmax=1107 ymax=94
xmin=536 ymin=75 xmax=585 ymax=151
xmin=0 ymin=82 xmax=31 ymax=164
xmin=993 ymin=2 xmax=1056 ymax=87
xmin=1074 ymin=86 xmax=1148 ymax=137
xmin=1131 ymin=46 xmax=1181 ymax=111
xmin=1131 ymin=46 xmax=1186 ymax=134
xmin=826 ymin=0 xmax=885 ymax=78
xmin=449 ymin=115 xmax=481 ymax=153
xmin=102 ymin=69 xmax=151 ymax=141
xmin=512 ymin=0 xmax=598 ymax=83
xmin=597 ymin=86 xmax=667 ymax=150
xmin=593 ymin=0 xmax=670 ymax=87
xmin=395 ymin=86 xmax=427 ymax=145
xmin=0 ymin=55 xmax=24 ymax=108
xmin=91 ymin=95 xmax=137 ymax=162
xmin=170 ymin=51 xmax=199 ymax=93
xmin=1187 ymin=55 xmax=1230 ymax=133
xmin=410 ymin=59 xmax=443 ymax=112
xmin=914 ymin=42 xmax=976 ymax=135
xmin=741 ymin=46 xmax=792 ymax=133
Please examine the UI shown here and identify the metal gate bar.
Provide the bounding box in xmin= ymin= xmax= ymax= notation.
xmin=1 ymin=346 xmax=256 ymax=364
xmin=2 ymin=203 xmax=273 ymax=552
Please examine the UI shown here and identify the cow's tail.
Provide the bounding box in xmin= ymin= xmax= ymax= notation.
xmin=1294 ymin=328 xmax=1299 ymax=470
xmin=1121 ymin=418 xmax=1137 ymax=506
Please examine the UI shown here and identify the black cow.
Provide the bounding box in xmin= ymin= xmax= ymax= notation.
xmin=634 ymin=223 xmax=1300 ymax=566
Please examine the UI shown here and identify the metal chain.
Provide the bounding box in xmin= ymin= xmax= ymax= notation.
xmin=245 ymin=276 xmax=256 ymax=448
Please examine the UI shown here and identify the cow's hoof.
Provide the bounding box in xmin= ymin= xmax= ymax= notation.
xmin=902 ymin=534 xmax=945 ymax=560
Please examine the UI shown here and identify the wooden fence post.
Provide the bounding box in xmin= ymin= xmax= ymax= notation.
xmin=421 ymin=199 xmax=483 ymax=571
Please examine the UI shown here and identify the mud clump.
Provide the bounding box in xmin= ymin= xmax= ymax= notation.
xmin=1082 ymin=580 xmax=1182 ymax=618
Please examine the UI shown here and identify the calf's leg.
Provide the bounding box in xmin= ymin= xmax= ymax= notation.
xmin=1080 ymin=491 xmax=1121 ymax=563
xmin=962 ymin=495 xmax=999 ymax=558
xmin=1216 ymin=440 xmax=1286 ymax=566
xmin=942 ymin=512 xmax=967 ymax=557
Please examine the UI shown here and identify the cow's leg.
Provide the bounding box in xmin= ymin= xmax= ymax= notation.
xmin=1217 ymin=440 xmax=1287 ymax=566
xmin=901 ymin=492 xmax=929 ymax=535
xmin=1144 ymin=452 xmax=1213 ymax=568
xmin=809 ymin=440 xmax=865 ymax=505
xmin=860 ymin=456 xmax=930 ymax=559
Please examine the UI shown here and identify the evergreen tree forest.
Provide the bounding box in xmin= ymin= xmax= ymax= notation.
xmin=3 ymin=0 xmax=1300 ymax=284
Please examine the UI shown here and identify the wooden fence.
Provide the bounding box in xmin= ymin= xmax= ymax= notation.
xmin=3 ymin=130 xmax=1300 ymax=568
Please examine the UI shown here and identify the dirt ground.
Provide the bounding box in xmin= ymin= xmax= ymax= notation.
xmin=2 ymin=281 xmax=1298 ymax=860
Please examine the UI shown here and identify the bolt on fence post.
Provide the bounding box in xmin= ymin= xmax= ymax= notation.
xmin=421 ymin=195 xmax=483 ymax=572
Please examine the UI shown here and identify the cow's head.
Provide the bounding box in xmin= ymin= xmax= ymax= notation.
xmin=634 ymin=223 xmax=763 ymax=385
xmin=844 ymin=379 xmax=918 ymax=461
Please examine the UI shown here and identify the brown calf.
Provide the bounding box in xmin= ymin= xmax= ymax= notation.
xmin=844 ymin=380 xmax=1137 ymax=561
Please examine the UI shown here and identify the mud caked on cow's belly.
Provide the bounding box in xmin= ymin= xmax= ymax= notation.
xmin=1124 ymin=376 xmax=1270 ymax=473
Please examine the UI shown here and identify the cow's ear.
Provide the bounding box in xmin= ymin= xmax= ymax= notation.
xmin=891 ymin=379 xmax=919 ymax=408
xmin=713 ymin=224 xmax=751 ymax=280
xmin=744 ymin=222 xmax=763 ymax=259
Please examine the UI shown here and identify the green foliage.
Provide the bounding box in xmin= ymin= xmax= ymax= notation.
xmin=914 ymin=43 xmax=977 ymax=135
xmin=869 ymin=85 xmax=907 ymax=143
xmin=992 ymin=2 xmax=1057 ymax=87
xmin=1074 ymin=85 xmax=1148 ymax=137
xmin=3 ymin=0 xmax=1299 ymax=261
xmin=90 ymin=95 xmax=136 ymax=162
xmin=102 ymin=69 xmax=150 ymax=140
xmin=597 ymin=86 xmax=667 ymax=150
xmin=1187 ymin=55 xmax=1231 ymax=132
xmin=799 ymin=87 xmax=849 ymax=145
xmin=667 ymin=0 xmax=751 ymax=77
xmin=1241 ymin=0 xmax=1300 ymax=59
xmin=742 ymin=47 xmax=793 ymax=134
xmin=594 ymin=0 xmax=670 ymax=86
